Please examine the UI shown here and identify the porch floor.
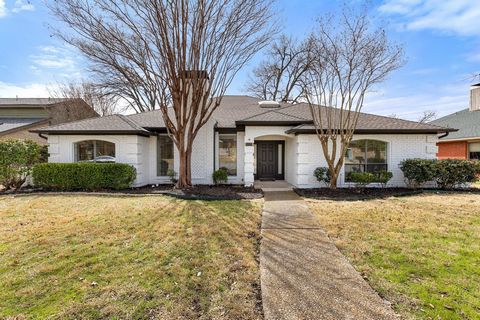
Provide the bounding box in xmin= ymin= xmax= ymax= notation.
xmin=254 ymin=180 xmax=293 ymax=192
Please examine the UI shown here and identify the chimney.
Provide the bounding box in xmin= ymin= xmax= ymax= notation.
xmin=258 ymin=100 xmax=280 ymax=108
xmin=470 ymin=83 xmax=480 ymax=111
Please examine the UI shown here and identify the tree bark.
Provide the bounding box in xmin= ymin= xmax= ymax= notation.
xmin=177 ymin=147 xmax=192 ymax=189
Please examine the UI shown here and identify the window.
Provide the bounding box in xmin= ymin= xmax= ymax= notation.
xmin=345 ymin=140 xmax=387 ymax=181
xmin=469 ymin=142 xmax=480 ymax=160
xmin=219 ymin=134 xmax=237 ymax=176
xmin=157 ymin=135 xmax=174 ymax=176
xmin=74 ymin=140 xmax=115 ymax=162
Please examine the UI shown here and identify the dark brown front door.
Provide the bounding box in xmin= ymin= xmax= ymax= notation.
xmin=257 ymin=142 xmax=278 ymax=180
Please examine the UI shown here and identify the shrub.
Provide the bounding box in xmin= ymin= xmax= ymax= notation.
xmin=313 ymin=167 xmax=331 ymax=184
xmin=0 ymin=140 xmax=44 ymax=190
xmin=212 ymin=168 xmax=228 ymax=185
xmin=374 ymin=170 xmax=393 ymax=188
xmin=167 ymin=168 xmax=178 ymax=184
xmin=32 ymin=163 xmax=136 ymax=191
xmin=349 ymin=172 xmax=376 ymax=188
xmin=399 ymin=158 xmax=436 ymax=188
xmin=433 ymin=159 xmax=480 ymax=189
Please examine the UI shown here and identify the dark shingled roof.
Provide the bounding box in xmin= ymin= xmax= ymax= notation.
xmin=31 ymin=114 xmax=152 ymax=136
xmin=0 ymin=98 xmax=68 ymax=107
xmin=33 ymin=95 xmax=454 ymax=135
xmin=431 ymin=108 xmax=480 ymax=140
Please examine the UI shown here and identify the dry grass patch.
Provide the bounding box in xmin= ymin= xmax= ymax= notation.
xmin=308 ymin=193 xmax=480 ymax=320
xmin=0 ymin=195 xmax=263 ymax=319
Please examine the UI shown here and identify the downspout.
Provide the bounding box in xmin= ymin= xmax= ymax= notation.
xmin=438 ymin=131 xmax=450 ymax=139
xmin=38 ymin=133 xmax=48 ymax=140
xmin=213 ymin=121 xmax=218 ymax=172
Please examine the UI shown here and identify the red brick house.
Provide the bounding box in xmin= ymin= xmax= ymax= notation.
xmin=432 ymin=83 xmax=480 ymax=160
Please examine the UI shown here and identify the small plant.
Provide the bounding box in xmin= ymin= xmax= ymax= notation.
xmin=349 ymin=172 xmax=376 ymax=188
xmin=0 ymin=139 xmax=44 ymax=190
xmin=399 ymin=158 xmax=436 ymax=188
xmin=167 ymin=169 xmax=178 ymax=184
xmin=212 ymin=168 xmax=228 ymax=185
xmin=313 ymin=167 xmax=331 ymax=185
xmin=374 ymin=170 xmax=393 ymax=188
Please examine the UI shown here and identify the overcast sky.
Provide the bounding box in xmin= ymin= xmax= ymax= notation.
xmin=1 ymin=0 xmax=479 ymax=120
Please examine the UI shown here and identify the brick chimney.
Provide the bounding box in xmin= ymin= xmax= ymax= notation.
xmin=470 ymin=83 xmax=480 ymax=111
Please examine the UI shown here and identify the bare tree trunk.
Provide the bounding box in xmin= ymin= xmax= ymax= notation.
xmin=177 ymin=148 xmax=191 ymax=188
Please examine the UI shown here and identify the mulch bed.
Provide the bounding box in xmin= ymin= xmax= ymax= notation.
xmin=0 ymin=185 xmax=263 ymax=201
xmin=295 ymin=187 xmax=480 ymax=201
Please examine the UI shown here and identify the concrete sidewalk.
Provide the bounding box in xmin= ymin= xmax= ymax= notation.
xmin=260 ymin=191 xmax=398 ymax=320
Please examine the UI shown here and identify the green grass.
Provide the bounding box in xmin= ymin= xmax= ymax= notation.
xmin=0 ymin=195 xmax=263 ymax=319
xmin=308 ymin=193 xmax=480 ymax=320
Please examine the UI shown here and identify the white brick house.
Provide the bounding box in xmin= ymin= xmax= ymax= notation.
xmin=32 ymin=95 xmax=453 ymax=188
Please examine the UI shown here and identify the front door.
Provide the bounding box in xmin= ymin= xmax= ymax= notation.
xmin=256 ymin=142 xmax=280 ymax=180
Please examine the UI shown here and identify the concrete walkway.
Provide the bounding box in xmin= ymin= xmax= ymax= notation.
xmin=260 ymin=190 xmax=398 ymax=320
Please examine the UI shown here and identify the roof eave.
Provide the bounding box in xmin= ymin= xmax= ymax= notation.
xmin=285 ymin=128 xmax=458 ymax=135
xmin=29 ymin=129 xmax=153 ymax=137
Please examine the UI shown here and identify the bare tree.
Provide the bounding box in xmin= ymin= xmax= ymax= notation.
xmin=418 ymin=110 xmax=437 ymax=123
xmin=49 ymin=0 xmax=276 ymax=188
xmin=49 ymin=81 xmax=120 ymax=116
xmin=301 ymin=8 xmax=404 ymax=189
xmin=247 ymin=35 xmax=312 ymax=103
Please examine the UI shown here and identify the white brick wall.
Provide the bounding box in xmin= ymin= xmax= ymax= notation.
xmin=47 ymin=129 xmax=439 ymax=188
xmin=296 ymin=134 xmax=438 ymax=188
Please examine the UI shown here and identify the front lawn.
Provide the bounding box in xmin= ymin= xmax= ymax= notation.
xmin=308 ymin=193 xmax=480 ymax=320
xmin=0 ymin=195 xmax=262 ymax=319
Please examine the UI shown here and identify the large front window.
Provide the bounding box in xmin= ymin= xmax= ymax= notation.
xmin=74 ymin=140 xmax=115 ymax=162
xmin=345 ymin=139 xmax=387 ymax=181
xmin=157 ymin=135 xmax=174 ymax=176
xmin=219 ymin=134 xmax=237 ymax=176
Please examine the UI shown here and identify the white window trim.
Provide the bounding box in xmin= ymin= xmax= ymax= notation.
xmin=216 ymin=133 xmax=238 ymax=178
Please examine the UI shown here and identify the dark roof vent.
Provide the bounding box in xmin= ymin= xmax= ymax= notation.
xmin=258 ymin=100 xmax=280 ymax=108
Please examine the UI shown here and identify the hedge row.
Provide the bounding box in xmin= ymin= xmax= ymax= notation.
xmin=400 ymin=158 xmax=480 ymax=189
xmin=32 ymin=163 xmax=136 ymax=191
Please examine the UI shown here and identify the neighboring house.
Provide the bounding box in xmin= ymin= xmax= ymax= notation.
xmin=431 ymin=83 xmax=480 ymax=160
xmin=32 ymin=95 xmax=453 ymax=188
xmin=0 ymin=98 xmax=98 ymax=144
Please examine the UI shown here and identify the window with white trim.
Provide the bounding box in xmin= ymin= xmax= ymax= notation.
xmin=74 ymin=140 xmax=115 ymax=162
xmin=345 ymin=139 xmax=387 ymax=181
xmin=219 ymin=134 xmax=237 ymax=176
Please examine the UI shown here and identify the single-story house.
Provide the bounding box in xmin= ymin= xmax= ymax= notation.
xmin=32 ymin=95 xmax=453 ymax=188
xmin=0 ymin=98 xmax=98 ymax=144
xmin=431 ymin=83 xmax=480 ymax=160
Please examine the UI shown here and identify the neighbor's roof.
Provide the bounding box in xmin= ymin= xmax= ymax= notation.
xmin=31 ymin=114 xmax=152 ymax=136
xmin=431 ymin=108 xmax=480 ymax=141
xmin=0 ymin=118 xmax=49 ymax=134
xmin=0 ymin=98 xmax=68 ymax=107
xmin=32 ymin=95 xmax=454 ymax=135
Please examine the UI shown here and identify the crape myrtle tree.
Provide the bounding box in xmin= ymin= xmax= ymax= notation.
xmin=301 ymin=8 xmax=404 ymax=189
xmin=49 ymin=0 xmax=276 ymax=188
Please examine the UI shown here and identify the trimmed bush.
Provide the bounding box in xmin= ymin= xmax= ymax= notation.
xmin=212 ymin=168 xmax=228 ymax=184
xmin=349 ymin=172 xmax=376 ymax=188
xmin=0 ymin=139 xmax=44 ymax=190
xmin=313 ymin=167 xmax=332 ymax=184
xmin=32 ymin=163 xmax=136 ymax=191
xmin=433 ymin=159 xmax=480 ymax=189
xmin=399 ymin=158 xmax=436 ymax=188
xmin=374 ymin=170 xmax=393 ymax=188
